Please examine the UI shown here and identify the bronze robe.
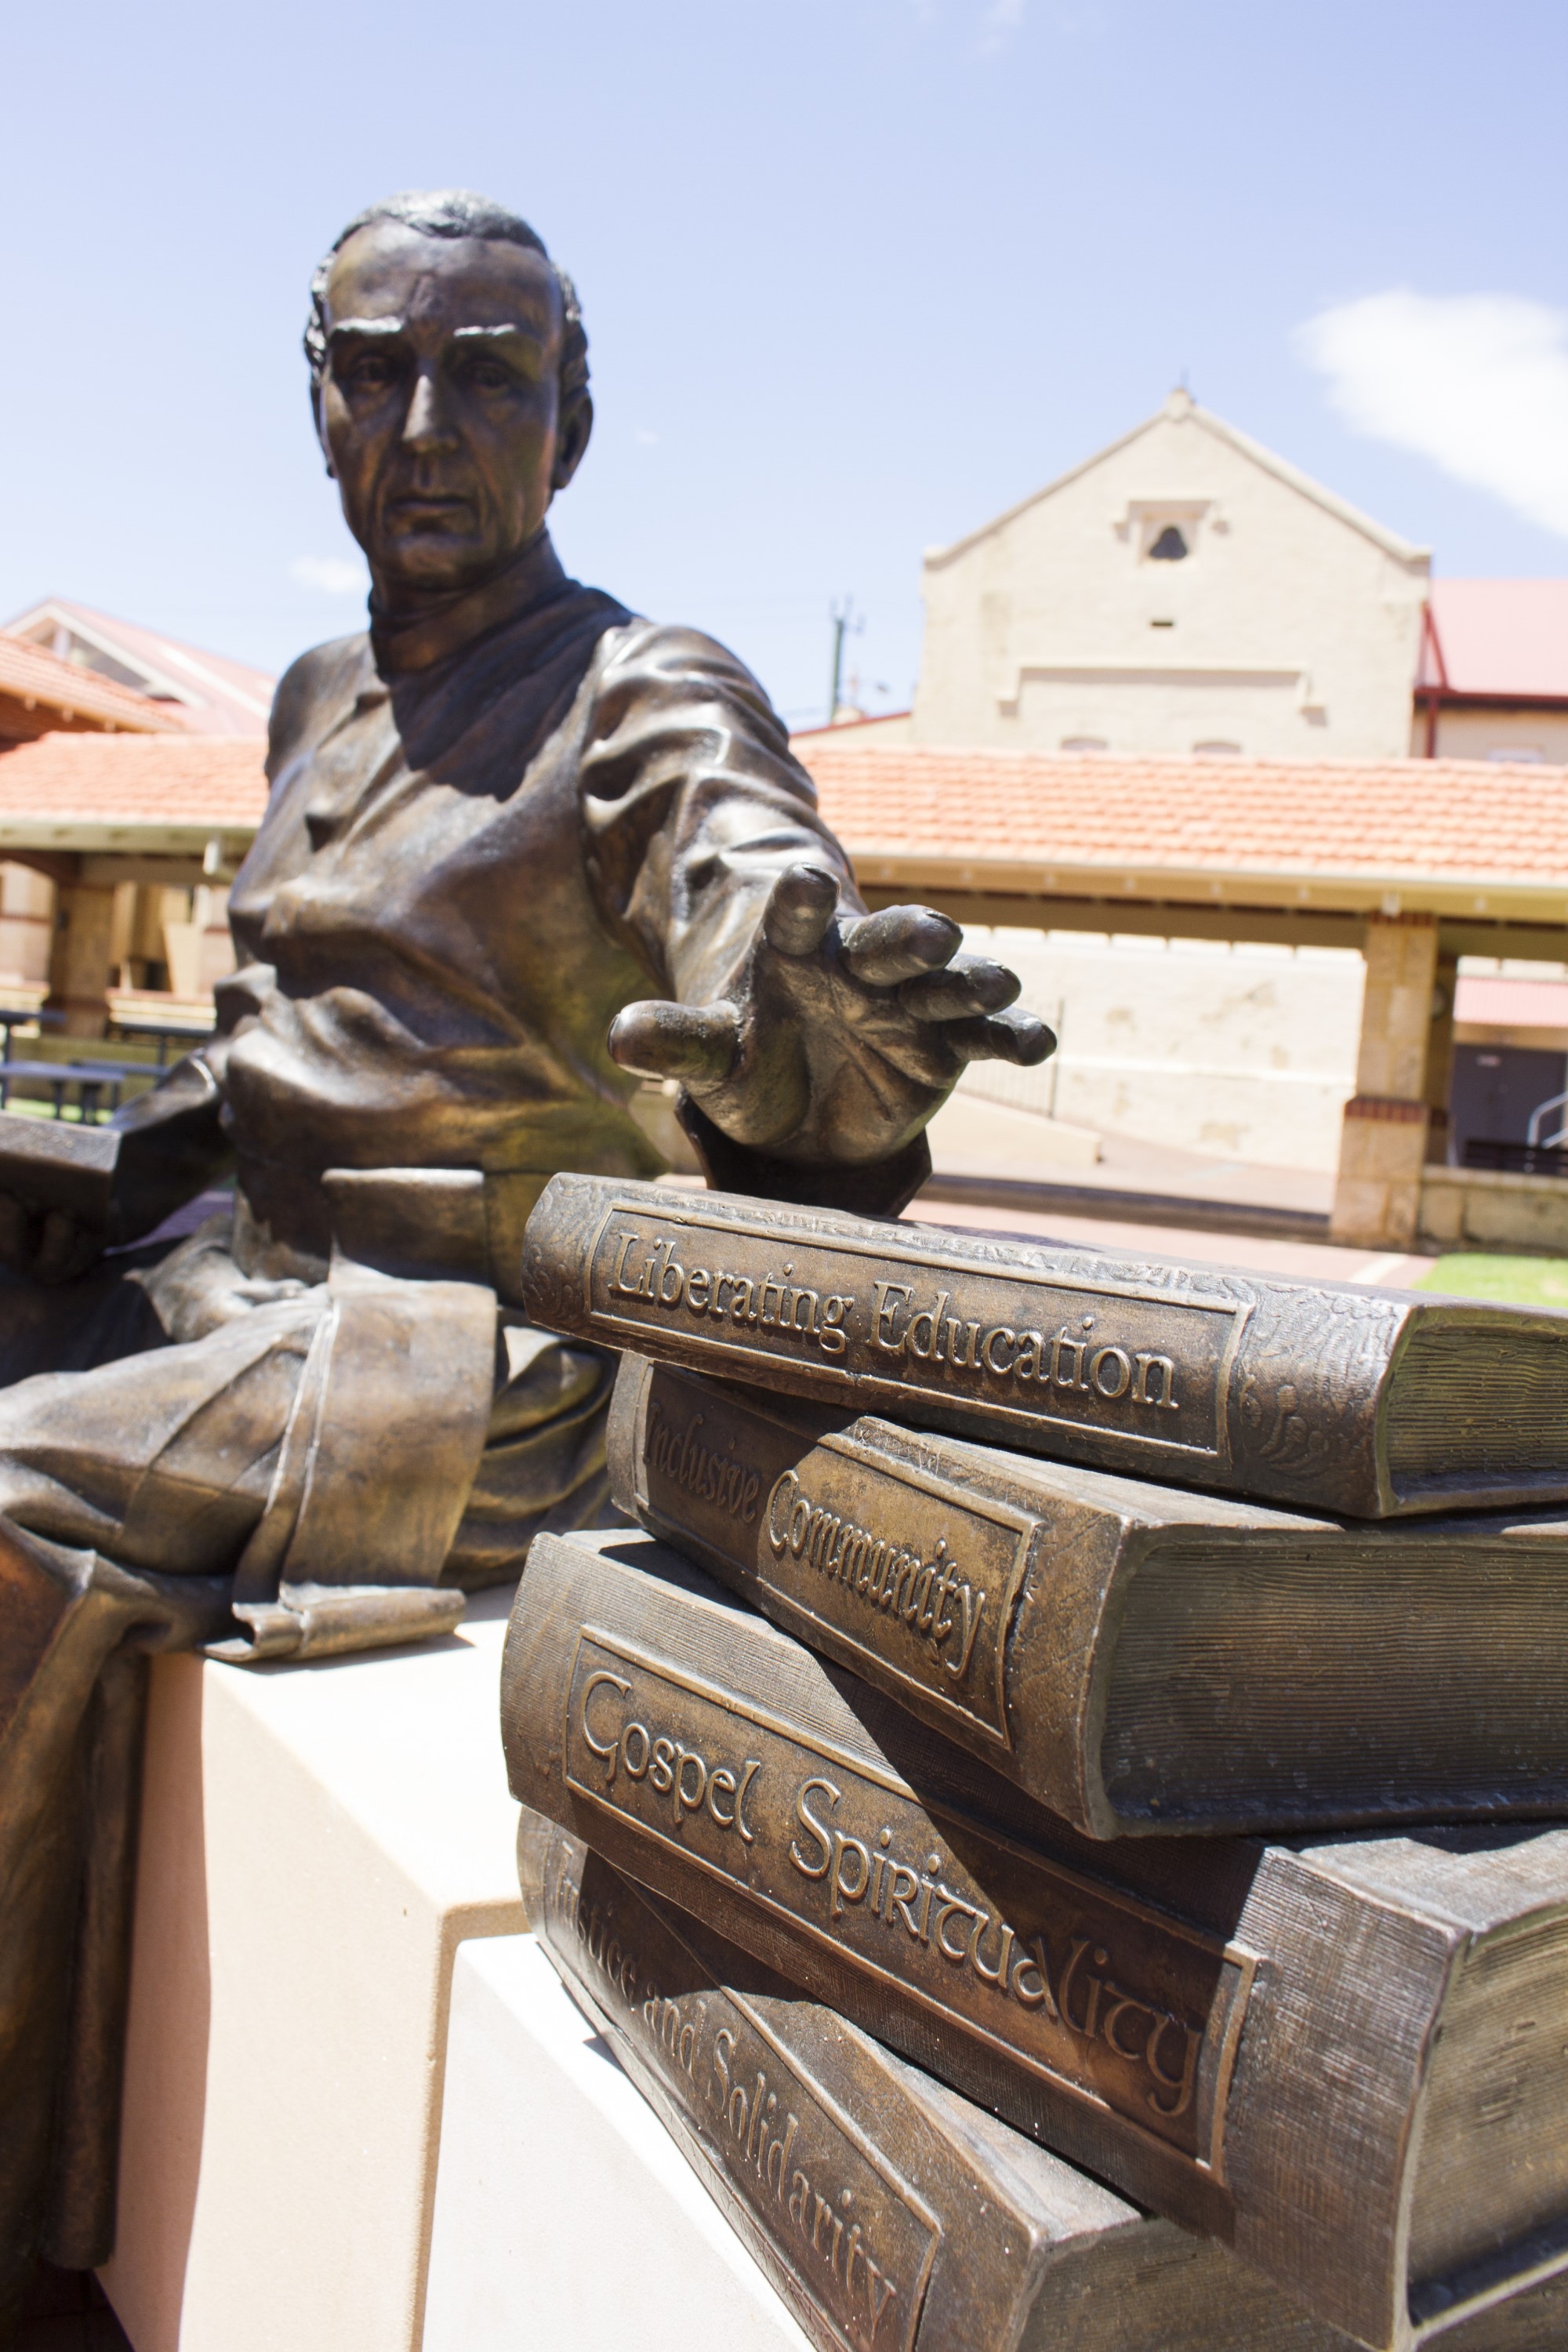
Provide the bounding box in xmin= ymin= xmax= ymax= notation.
xmin=0 ymin=535 xmax=906 ymax=2307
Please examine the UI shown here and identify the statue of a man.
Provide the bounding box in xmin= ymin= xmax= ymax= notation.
xmin=0 ymin=189 xmax=1047 ymax=2313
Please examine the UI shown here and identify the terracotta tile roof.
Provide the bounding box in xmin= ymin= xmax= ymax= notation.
xmin=800 ymin=743 xmax=1568 ymax=897
xmin=2 ymin=598 xmax=276 ymax=737
xmin=0 ymin=637 xmax=191 ymax=735
xmin=0 ymin=732 xmax=1564 ymax=924
xmin=1421 ymin=581 xmax=1568 ymax=701
xmin=0 ymin=734 xmax=267 ymax=830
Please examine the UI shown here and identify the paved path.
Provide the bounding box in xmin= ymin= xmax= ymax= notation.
xmin=914 ymin=1195 xmax=1429 ymax=1287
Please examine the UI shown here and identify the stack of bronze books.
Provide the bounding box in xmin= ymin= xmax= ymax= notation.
xmin=503 ymin=1174 xmax=1568 ymax=2352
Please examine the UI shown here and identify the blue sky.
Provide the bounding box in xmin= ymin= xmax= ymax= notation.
xmin=3 ymin=0 xmax=1565 ymax=723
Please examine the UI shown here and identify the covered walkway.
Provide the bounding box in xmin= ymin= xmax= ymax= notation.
xmin=800 ymin=742 xmax=1568 ymax=1250
xmin=2 ymin=731 xmax=1566 ymax=1250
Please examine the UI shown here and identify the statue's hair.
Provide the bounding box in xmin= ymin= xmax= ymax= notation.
xmin=303 ymin=187 xmax=588 ymax=407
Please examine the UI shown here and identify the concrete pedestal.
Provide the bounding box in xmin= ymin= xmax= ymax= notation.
xmin=98 ymin=1588 xmax=525 ymax=2352
xmin=423 ymin=1936 xmax=811 ymax=2352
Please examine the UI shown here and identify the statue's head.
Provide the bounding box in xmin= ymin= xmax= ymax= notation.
xmin=305 ymin=190 xmax=592 ymax=604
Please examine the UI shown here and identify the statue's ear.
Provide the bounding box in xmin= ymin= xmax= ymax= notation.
xmin=552 ymin=390 xmax=593 ymax=493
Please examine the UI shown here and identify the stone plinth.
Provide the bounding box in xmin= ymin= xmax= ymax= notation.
xmin=98 ymin=1590 xmax=524 ymax=2352
xmin=423 ymin=1936 xmax=811 ymax=2352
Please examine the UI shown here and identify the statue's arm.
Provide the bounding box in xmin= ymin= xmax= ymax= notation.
xmin=579 ymin=619 xmax=862 ymax=983
xmin=579 ymin=623 xmax=1049 ymax=1215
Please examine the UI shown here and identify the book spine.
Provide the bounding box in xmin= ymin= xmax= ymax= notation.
xmin=523 ymin=1175 xmax=1394 ymax=1515
xmin=503 ymin=1530 xmax=1482 ymax=2350
xmin=521 ymin=1817 xmax=1440 ymax=2352
xmin=522 ymin=1814 xmax=1052 ymax=2352
xmin=503 ymin=1540 xmax=1247 ymax=2242
xmin=608 ymin=1356 xmax=1119 ymax=1837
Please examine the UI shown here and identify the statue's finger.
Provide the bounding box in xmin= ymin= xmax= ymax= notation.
xmin=763 ymin=864 xmax=840 ymax=957
xmin=608 ymin=1000 xmax=740 ymax=1085
xmin=944 ymin=1011 xmax=1056 ymax=1067
xmin=899 ymin=956 xmax=1021 ymax=1021
xmin=842 ymin=904 xmax=962 ymax=985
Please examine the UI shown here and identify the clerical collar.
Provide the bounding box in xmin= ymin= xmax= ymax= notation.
xmin=368 ymin=531 xmax=569 ymax=677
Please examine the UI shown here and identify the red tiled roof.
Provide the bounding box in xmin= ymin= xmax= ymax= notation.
xmin=1421 ymin=581 xmax=1568 ymax=702
xmin=0 ymin=637 xmax=191 ymax=735
xmin=3 ymin=599 xmax=276 ymax=737
xmin=0 ymin=734 xmax=267 ymax=827
xmin=800 ymin=744 xmax=1568 ymax=894
xmin=0 ymin=733 xmax=1564 ymax=921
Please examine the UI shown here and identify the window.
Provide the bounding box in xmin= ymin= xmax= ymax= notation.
xmin=1060 ymin=736 xmax=1109 ymax=754
xmin=1193 ymin=740 xmax=1241 ymax=757
xmin=1120 ymin=499 xmax=1213 ymax=563
xmin=1486 ymin=746 xmax=1544 ymax=763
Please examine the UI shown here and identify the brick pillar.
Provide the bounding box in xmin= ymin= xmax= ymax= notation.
xmin=1329 ymin=914 xmax=1439 ymax=1248
xmin=47 ymin=878 xmax=117 ymax=1037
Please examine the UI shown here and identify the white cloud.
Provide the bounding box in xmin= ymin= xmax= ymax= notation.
xmin=291 ymin=555 xmax=368 ymax=596
xmin=1297 ymin=290 xmax=1568 ymax=539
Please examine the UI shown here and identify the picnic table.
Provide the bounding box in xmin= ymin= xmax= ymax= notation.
xmin=0 ymin=1058 xmax=147 ymax=1123
xmin=0 ymin=1009 xmax=63 ymax=1060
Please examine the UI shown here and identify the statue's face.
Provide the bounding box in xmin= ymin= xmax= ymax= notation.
xmin=317 ymin=220 xmax=590 ymax=599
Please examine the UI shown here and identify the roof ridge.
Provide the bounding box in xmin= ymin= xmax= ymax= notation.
xmin=921 ymin=396 xmax=1429 ymax=572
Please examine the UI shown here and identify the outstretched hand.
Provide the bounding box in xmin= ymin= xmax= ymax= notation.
xmin=608 ymin=862 xmax=1053 ymax=1167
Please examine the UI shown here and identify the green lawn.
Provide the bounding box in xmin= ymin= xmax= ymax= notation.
xmin=1414 ymin=1254 xmax=1568 ymax=1311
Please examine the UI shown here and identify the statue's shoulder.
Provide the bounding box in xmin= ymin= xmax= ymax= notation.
xmin=266 ymin=633 xmax=373 ymax=778
xmin=590 ymin=615 xmax=789 ymax=740
xmin=594 ymin=613 xmax=763 ymax=691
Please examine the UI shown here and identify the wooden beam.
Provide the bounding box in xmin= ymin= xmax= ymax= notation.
xmin=82 ymin=855 xmax=209 ymax=887
xmin=857 ymin=884 xmax=1371 ymax=950
xmin=858 ymin=883 xmax=1568 ymax=963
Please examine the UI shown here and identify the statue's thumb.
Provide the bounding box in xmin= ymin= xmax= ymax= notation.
xmin=762 ymin=863 xmax=839 ymax=957
xmin=607 ymin=1000 xmax=740 ymax=1086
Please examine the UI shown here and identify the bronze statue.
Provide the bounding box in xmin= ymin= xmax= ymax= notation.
xmin=0 ymin=187 xmax=1047 ymax=2322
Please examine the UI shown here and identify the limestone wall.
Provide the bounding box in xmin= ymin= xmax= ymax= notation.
xmin=913 ymin=396 xmax=1428 ymax=761
xmin=1412 ymin=706 xmax=1568 ymax=764
xmin=957 ymin=926 xmax=1366 ymax=1172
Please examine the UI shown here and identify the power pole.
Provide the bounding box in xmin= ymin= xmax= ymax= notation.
xmin=828 ymin=597 xmax=860 ymax=724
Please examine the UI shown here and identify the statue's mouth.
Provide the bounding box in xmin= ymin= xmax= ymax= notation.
xmin=388 ymin=494 xmax=474 ymax=528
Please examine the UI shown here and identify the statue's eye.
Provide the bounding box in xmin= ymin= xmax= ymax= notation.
xmin=347 ymin=352 xmax=394 ymax=390
xmin=465 ymin=358 xmax=511 ymax=390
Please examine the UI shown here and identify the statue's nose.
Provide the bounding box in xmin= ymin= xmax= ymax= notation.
xmin=401 ymin=368 xmax=458 ymax=452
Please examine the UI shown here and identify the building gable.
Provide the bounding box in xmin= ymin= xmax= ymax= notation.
xmin=912 ymin=392 xmax=1431 ymax=761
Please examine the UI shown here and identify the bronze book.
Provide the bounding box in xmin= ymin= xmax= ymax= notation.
xmin=0 ymin=1108 xmax=122 ymax=1225
xmin=502 ymin=1526 xmax=1568 ymax=2352
xmin=521 ymin=1812 xmax=1568 ymax=2352
xmin=608 ymin=1355 xmax=1568 ymax=1840
xmin=521 ymin=1174 xmax=1568 ymax=1518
